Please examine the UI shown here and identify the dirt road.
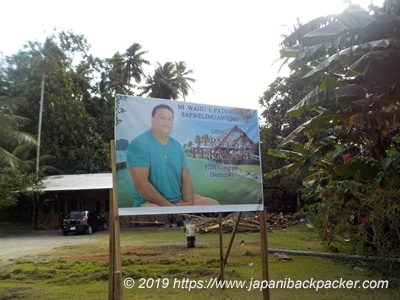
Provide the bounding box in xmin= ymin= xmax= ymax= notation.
xmin=0 ymin=229 xmax=108 ymax=265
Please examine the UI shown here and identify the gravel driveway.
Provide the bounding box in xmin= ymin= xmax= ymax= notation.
xmin=0 ymin=229 xmax=108 ymax=266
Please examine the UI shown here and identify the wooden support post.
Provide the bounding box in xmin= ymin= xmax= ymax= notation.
xmin=218 ymin=213 xmax=224 ymax=288
xmin=260 ymin=208 xmax=270 ymax=300
xmin=108 ymin=188 xmax=114 ymax=299
xmin=109 ymin=140 xmax=122 ymax=300
xmin=218 ymin=212 xmax=242 ymax=281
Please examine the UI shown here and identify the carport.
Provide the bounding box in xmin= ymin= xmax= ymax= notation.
xmin=37 ymin=173 xmax=112 ymax=229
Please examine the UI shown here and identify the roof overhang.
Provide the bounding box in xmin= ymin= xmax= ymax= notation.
xmin=40 ymin=173 xmax=113 ymax=191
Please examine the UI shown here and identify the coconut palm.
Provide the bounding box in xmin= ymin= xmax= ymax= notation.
xmin=174 ymin=61 xmax=195 ymax=101
xmin=0 ymin=97 xmax=36 ymax=169
xmin=140 ymin=61 xmax=195 ymax=100
xmin=100 ymin=43 xmax=149 ymax=95
xmin=122 ymin=43 xmax=149 ymax=86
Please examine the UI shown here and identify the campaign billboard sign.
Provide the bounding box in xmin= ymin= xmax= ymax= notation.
xmin=115 ymin=95 xmax=263 ymax=215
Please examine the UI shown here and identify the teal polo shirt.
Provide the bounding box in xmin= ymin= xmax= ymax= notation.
xmin=126 ymin=130 xmax=188 ymax=207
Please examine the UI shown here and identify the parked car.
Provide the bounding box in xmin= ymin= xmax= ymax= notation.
xmin=62 ymin=211 xmax=107 ymax=235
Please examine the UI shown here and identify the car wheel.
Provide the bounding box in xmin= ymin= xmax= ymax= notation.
xmin=102 ymin=222 xmax=107 ymax=231
xmin=86 ymin=225 xmax=93 ymax=235
xmin=62 ymin=230 xmax=68 ymax=236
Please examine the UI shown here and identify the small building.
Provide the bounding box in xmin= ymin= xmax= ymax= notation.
xmin=35 ymin=173 xmax=170 ymax=229
xmin=38 ymin=173 xmax=112 ymax=229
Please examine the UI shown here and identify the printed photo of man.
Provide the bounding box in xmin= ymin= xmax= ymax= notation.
xmin=126 ymin=104 xmax=219 ymax=207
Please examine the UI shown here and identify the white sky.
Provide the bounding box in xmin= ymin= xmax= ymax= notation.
xmin=1 ymin=0 xmax=383 ymax=109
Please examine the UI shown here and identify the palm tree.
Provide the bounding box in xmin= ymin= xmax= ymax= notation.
xmin=101 ymin=43 xmax=149 ymax=95
xmin=122 ymin=43 xmax=150 ymax=86
xmin=174 ymin=61 xmax=195 ymax=101
xmin=140 ymin=62 xmax=177 ymax=99
xmin=0 ymin=97 xmax=36 ymax=169
xmin=140 ymin=61 xmax=195 ymax=100
xmin=0 ymin=97 xmax=38 ymax=211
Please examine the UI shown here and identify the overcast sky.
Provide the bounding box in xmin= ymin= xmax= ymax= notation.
xmin=1 ymin=0 xmax=383 ymax=109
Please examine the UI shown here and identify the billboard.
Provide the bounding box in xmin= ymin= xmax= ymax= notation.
xmin=115 ymin=95 xmax=263 ymax=215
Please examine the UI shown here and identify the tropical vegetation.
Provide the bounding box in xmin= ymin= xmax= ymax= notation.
xmin=0 ymin=29 xmax=196 ymax=202
xmin=0 ymin=31 xmax=197 ymax=226
xmin=0 ymin=96 xmax=37 ymax=209
xmin=0 ymin=0 xmax=399 ymax=278
xmin=259 ymin=0 xmax=400 ymax=276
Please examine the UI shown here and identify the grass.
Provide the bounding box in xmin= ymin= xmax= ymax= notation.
xmin=0 ymin=222 xmax=32 ymax=236
xmin=0 ymin=224 xmax=399 ymax=299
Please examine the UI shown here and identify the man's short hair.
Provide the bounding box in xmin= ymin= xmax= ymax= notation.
xmin=151 ymin=104 xmax=174 ymax=117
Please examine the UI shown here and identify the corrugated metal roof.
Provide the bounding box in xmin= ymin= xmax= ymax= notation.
xmin=41 ymin=173 xmax=113 ymax=191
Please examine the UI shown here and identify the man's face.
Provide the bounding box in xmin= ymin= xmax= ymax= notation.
xmin=151 ymin=108 xmax=174 ymax=136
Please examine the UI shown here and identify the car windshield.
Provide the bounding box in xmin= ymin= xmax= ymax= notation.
xmin=66 ymin=211 xmax=85 ymax=219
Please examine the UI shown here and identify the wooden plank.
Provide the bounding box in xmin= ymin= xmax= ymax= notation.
xmin=218 ymin=213 xmax=224 ymax=288
xmin=218 ymin=212 xmax=242 ymax=281
xmin=109 ymin=140 xmax=122 ymax=300
xmin=108 ymin=188 xmax=114 ymax=300
xmin=130 ymin=221 xmax=165 ymax=227
xmin=259 ymin=208 xmax=270 ymax=300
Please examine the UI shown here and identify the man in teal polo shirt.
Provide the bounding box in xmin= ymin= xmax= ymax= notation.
xmin=126 ymin=104 xmax=219 ymax=207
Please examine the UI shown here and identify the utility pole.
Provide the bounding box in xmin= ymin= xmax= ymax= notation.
xmin=33 ymin=74 xmax=45 ymax=230
xmin=36 ymin=74 xmax=44 ymax=176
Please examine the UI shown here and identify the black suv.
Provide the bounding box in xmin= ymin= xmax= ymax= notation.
xmin=62 ymin=211 xmax=107 ymax=235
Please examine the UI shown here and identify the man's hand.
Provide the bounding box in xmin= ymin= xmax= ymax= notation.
xmin=181 ymin=165 xmax=194 ymax=205
xmin=129 ymin=167 xmax=174 ymax=206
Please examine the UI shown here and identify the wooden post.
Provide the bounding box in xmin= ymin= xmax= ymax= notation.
xmin=218 ymin=213 xmax=224 ymax=288
xmin=109 ymin=140 xmax=122 ymax=300
xmin=218 ymin=212 xmax=242 ymax=281
xmin=108 ymin=188 xmax=115 ymax=299
xmin=259 ymin=208 xmax=270 ymax=300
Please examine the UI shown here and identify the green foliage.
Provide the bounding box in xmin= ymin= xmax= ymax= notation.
xmin=0 ymin=168 xmax=37 ymax=209
xmin=265 ymin=1 xmax=400 ymax=277
xmin=259 ymin=73 xmax=312 ymax=212
xmin=0 ymin=31 xmax=196 ymax=176
xmin=277 ymin=5 xmax=400 ymax=161
xmin=298 ymin=152 xmax=400 ymax=277
xmin=140 ymin=61 xmax=195 ymax=100
xmin=0 ymin=96 xmax=37 ymax=169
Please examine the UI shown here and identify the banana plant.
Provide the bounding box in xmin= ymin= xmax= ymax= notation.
xmin=274 ymin=4 xmax=400 ymax=182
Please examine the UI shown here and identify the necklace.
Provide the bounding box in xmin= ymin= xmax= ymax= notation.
xmin=153 ymin=133 xmax=169 ymax=160
xmin=161 ymin=142 xmax=169 ymax=160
